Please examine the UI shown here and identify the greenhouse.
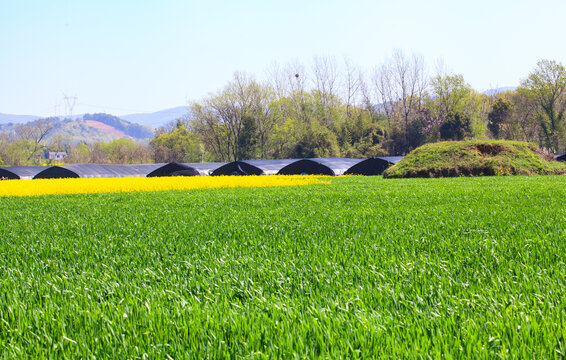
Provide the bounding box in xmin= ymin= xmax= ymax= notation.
xmin=210 ymin=161 xmax=265 ymax=176
xmin=33 ymin=164 xmax=164 ymax=179
xmin=3 ymin=157 xmax=408 ymax=179
xmin=210 ymin=159 xmax=301 ymax=176
xmin=343 ymin=156 xmax=404 ymax=175
xmin=147 ymin=162 xmax=199 ymax=177
xmin=0 ymin=166 xmax=49 ymax=180
xmin=146 ymin=162 xmax=226 ymax=177
xmin=277 ymin=158 xmax=364 ymax=176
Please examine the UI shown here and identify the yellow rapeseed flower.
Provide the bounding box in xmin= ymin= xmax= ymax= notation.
xmin=0 ymin=175 xmax=330 ymax=197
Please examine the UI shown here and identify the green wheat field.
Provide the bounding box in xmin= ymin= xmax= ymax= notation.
xmin=1 ymin=176 xmax=566 ymax=358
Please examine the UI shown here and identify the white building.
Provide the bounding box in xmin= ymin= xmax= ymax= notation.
xmin=48 ymin=151 xmax=68 ymax=160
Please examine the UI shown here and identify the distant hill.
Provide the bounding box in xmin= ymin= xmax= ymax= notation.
xmin=0 ymin=113 xmax=155 ymax=144
xmin=0 ymin=105 xmax=188 ymax=129
xmin=482 ymin=86 xmax=516 ymax=96
xmin=82 ymin=113 xmax=154 ymax=139
xmin=53 ymin=118 xmax=135 ymax=143
xmin=0 ymin=113 xmax=39 ymax=125
xmin=121 ymin=106 xmax=189 ymax=128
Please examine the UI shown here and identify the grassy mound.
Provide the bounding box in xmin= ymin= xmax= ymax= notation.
xmin=383 ymin=140 xmax=566 ymax=178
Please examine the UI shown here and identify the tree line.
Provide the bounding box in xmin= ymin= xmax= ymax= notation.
xmin=0 ymin=126 xmax=152 ymax=166
xmin=0 ymin=114 xmax=153 ymax=166
xmin=152 ymin=53 xmax=566 ymax=163
xmin=1 ymin=52 xmax=566 ymax=166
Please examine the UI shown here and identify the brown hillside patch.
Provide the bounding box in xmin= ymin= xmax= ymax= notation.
xmin=474 ymin=143 xmax=505 ymax=156
xmin=84 ymin=120 xmax=132 ymax=139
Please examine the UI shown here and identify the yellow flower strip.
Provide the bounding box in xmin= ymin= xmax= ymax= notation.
xmin=0 ymin=175 xmax=330 ymax=197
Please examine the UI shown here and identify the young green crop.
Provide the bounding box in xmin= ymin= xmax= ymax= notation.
xmin=0 ymin=176 xmax=565 ymax=358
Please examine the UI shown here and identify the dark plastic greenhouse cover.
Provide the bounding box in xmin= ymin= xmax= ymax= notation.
xmin=209 ymin=159 xmax=300 ymax=176
xmin=147 ymin=162 xmax=195 ymax=177
xmin=170 ymin=169 xmax=200 ymax=176
xmin=146 ymin=162 xmax=226 ymax=177
xmin=277 ymin=159 xmax=334 ymax=175
xmin=33 ymin=164 xmax=165 ymax=179
xmin=343 ymin=158 xmax=390 ymax=176
xmin=277 ymin=158 xmax=364 ymax=176
xmin=0 ymin=166 xmax=49 ymax=180
xmin=211 ymin=161 xmax=264 ymax=176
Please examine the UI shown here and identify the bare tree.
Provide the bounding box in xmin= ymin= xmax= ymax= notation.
xmin=15 ymin=118 xmax=55 ymax=161
xmin=286 ymin=60 xmax=308 ymax=125
xmin=358 ymin=71 xmax=376 ymax=116
xmin=373 ymin=61 xmax=395 ymax=124
xmin=191 ymin=72 xmax=275 ymax=161
xmin=342 ymin=57 xmax=362 ymax=118
xmin=287 ymin=60 xmax=308 ymax=95
xmin=374 ymin=50 xmax=427 ymax=126
xmin=312 ymin=56 xmax=338 ymax=101
xmin=266 ymin=61 xmax=289 ymax=99
xmin=312 ymin=56 xmax=339 ymax=126
xmin=373 ymin=50 xmax=428 ymax=151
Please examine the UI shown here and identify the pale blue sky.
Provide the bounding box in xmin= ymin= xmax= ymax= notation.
xmin=1 ymin=0 xmax=565 ymax=116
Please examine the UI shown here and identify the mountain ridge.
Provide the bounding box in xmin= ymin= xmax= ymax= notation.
xmin=0 ymin=87 xmax=517 ymax=132
xmin=0 ymin=105 xmax=189 ymax=128
xmin=121 ymin=106 xmax=188 ymax=128
xmin=0 ymin=113 xmax=156 ymax=144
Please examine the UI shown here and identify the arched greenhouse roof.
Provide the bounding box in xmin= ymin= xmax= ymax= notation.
xmin=147 ymin=162 xmax=198 ymax=177
xmin=277 ymin=158 xmax=364 ymax=176
xmin=146 ymin=162 xmax=227 ymax=177
xmin=11 ymin=157 xmax=406 ymax=179
xmin=0 ymin=166 xmax=49 ymax=180
xmin=210 ymin=161 xmax=265 ymax=176
xmin=33 ymin=164 xmax=164 ymax=179
xmin=209 ymin=159 xmax=300 ymax=176
xmin=344 ymin=156 xmax=404 ymax=176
